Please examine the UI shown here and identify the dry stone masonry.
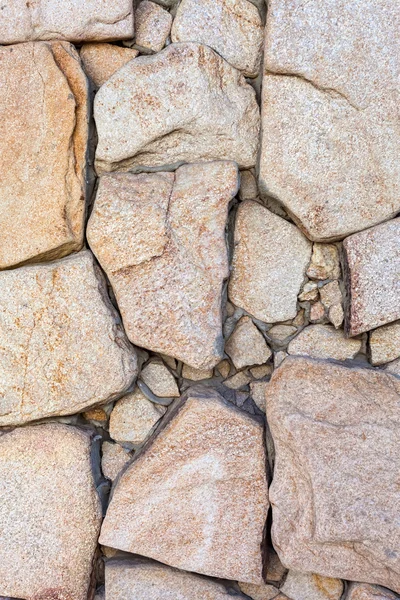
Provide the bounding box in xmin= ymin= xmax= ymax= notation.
xmin=0 ymin=1 xmax=399 ymax=599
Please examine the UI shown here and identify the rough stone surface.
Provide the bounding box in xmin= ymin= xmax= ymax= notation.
xmin=260 ymin=0 xmax=400 ymax=242
xmin=109 ymin=388 xmax=166 ymax=446
xmin=346 ymin=583 xmax=399 ymax=600
xmin=239 ymin=170 xmax=259 ymax=200
xmin=80 ymin=43 xmax=138 ymax=87
xmin=239 ymin=582 xmax=280 ymax=600
xmin=229 ymin=201 xmax=312 ymax=322
xmin=135 ymin=1 xmax=172 ymax=53
xmin=94 ymin=42 xmax=260 ymax=173
xmin=266 ymin=356 xmax=400 ymax=592
xmin=171 ymin=0 xmax=264 ymax=77
xmin=182 ymin=365 xmax=214 ymax=381
xmin=88 ymin=162 xmax=238 ymax=369
xmin=343 ymin=219 xmax=400 ymax=336
xmin=141 ymin=360 xmax=179 ymax=398
xmin=328 ymin=304 xmax=344 ymax=329
xmin=281 ymin=571 xmax=343 ymax=600
xmin=307 ymin=244 xmax=341 ymax=281
xmin=320 ymin=281 xmax=342 ymax=311
xmin=102 ymin=442 xmax=131 ymax=481
xmin=370 ymin=322 xmax=400 ymax=366
xmin=0 ymin=41 xmax=88 ymax=270
xmin=310 ymin=301 xmax=326 ymax=323
xmin=384 ymin=359 xmax=400 ymax=377
xmin=288 ymin=325 xmax=361 ymax=361
xmin=225 ymin=316 xmax=272 ymax=369
xmin=0 ymin=424 xmax=102 ymax=600
xmin=100 ymin=389 xmax=268 ymax=584
xmin=0 ymin=251 xmax=137 ymax=426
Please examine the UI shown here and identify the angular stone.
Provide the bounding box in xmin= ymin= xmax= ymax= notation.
xmin=250 ymin=364 xmax=273 ymax=379
xmin=320 ymin=281 xmax=342 ymax=311
xmin=0 ymin=42 xmax=88 ymax=270
xmin=266 ymin=325 xmax=298 ymax=345
xmin=260 ymin=0 xmax=400 ymax=242
xmin=266 ymin=356 xmax=400 ymax=591
xmin=87 ymin=162 xmax=238 ymax=369
xmin=281 ymin=571 xmax=343 ymax=600
xmin=102 ymin=442 xmax=131 ymax=481
xmin=310 ymin=302 xmax=326 ymax=323
xmin=80 ymin=43 xmax=138 ymax=87
xmin=346 ymin=583 xmax=399 ymax=600
xmin=224 ymin=370 xmax=252 ymax=390
xmin=328 ymin=304 xmax=344 ymax=329
xmin=171 ymin=0 xmax=263 ymax=77
xmin=94 ymin=43 xmax=260 ymax=173
xmin=135 ymin=1 xmax=172 ymax=53
xmin=0 ymin=1 xmax=134 ymax=44
xmin=288 ymin=325 xmax=361 ymax=361
xmin=182 ymin=365 xmax=214 ymax=381
xmin=100 ymin=389 xmax=268 ymax=583
xmin=250 ymin=381 xmax=269 ymax=412
xmin=109 ymin=388 xmax=166 ymax=446
xmin=225 ymin=316 xmax=272 ymax=369
xmin=229 ymin=201 xmax=312 ymax=322
xmin=141 ymin=359 xmax=179 ymax=398
xmin=0 ymin=424 xmax=102 ymax=600
xmin=0 ymin=251 xmax=137 ymax=426
xmin=298 ymin=281 xmax=319 ymax=302
xmin=384 ymin=359 xmax=400 ymax=377
xmin=239 ymin=582 xmax=280 ymax=600
xmin=239 ymin=170 xmax=259 ymax=200
xmin=307 ymin=244 xmax=341 ymax=281
xmin=370 ymin=322 xmax=400 ymax=366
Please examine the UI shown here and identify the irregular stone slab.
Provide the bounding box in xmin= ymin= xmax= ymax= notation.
xmin=0 ymin=41 xmax=88 ymax=270
xmin=229 ymin=201 xmax=311 ymax=322
xmin=288 ymin=325 xmax=361 ymax=361
xmin=102 ymin=442 xmax=131 ymax=481
xmin=181 ymin=365 xmax=213 ymax=381
xmin=346 ymin=583 xmax=399 ymax=600
xmin=0 ymin=251 xmax=137 ymax=426
xmin=94 ymin=43 xmax=260 ymax=173
xmin=109 ymin=388 xmax=166 ymax=446
xmin=0 ymin=424 xmax=102 ymax=600
xmin=80 ymin=43 xmax=138 ymax=88
xmin=0 ymin=1 xmax=134 ymax=44
xmin=307 ymin=244 xmax=341 ymax=281
xmin=88 ymin=162 xmax=238 ymax=369
xmin=141 ymin=359 xmax=179 ymax=398
xmin=343 ymin=218 xmax=400 ymax=336
xmin=225 ymin=316 xmax=272 ymax=369
xmin=171 ymin=0 xmax=263 ymax=77
xmin=281 ymin=571 xmax=343 ymax=600
xmin=135 ymin=1 xmax=172 ymax=53
xmin=370 ymin=322 xmax=400 ymax=366
xmin=100 ymin=389 xmax=268 ymax=584
xmin=266 ymin=356 xmax=400 ymax=592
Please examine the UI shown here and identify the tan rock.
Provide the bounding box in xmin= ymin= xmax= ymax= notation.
xmin=83 ymin=407 xmax=108 ymax=424
xmin=135 ymin=1 xmax=172 ymax=53
xmin=100 ymin=389 xmax=268 ymax=584
xmin=307 ymin=244 xmax=341 ymax=281
xmin=274 ymin=351 xmax=287 ymax=368
xmin=225 ymin=316 xmax=272 ymax=369
xmin=0 ymin=251 xmax=137 ymax=426
xmin=109 ymin=388 xmax=166 ymax=446
xmin=266 ymin=325 xmax=297 ymax=344
xmin=141 ymin=359 xmax=179 ymax=398
xmin=229 ymin=201 xmax=311 ymax=322
xmin=265 ymin=549 xmax=287 ymax=584
xmin=320 ymin=281 xmax=342 ymax=310
xmin=298 ymin=282 xmax=319 ymax=302
xmin=224 ymin=370 xmax=252 ymax=390
xmin=171 ymin=0 xmax=263 ymax=77
xmin=310 ymin=302 xmax=326 ymax=323
xmin=384 ymin=359 xmax=400 ymax=377
xmin=182 ymin=365 xmax=214 ymax=381
xmin=260 ymin=0 xmax=400 ymax=241
xmin=369 ymin=322 xmax=400 ymax=366
xmin=102 ymin=442 xmax=131 ymax=481
xmin=288 ymin=325 xmax=361 ymax=361
xmin=250 ymin=381 xmax=269 ymax=412
xmin=343 ymin=219 xmax=400 ymax=335
xmin=239 ymin=170 xmax=259 ymax=200
xmin=292 ymin=309 xmax=306 ymax=327
xmin=281 ymin=571 xmax=343 ymax=600
xmin=94 ymin=43 xmax=260 ymax=173
xmin=0 ymin=424 xmax=101 ymax=600
xmin=346 ymin=583 xmax=399 ymax=600
xmin=266 ymin=356 xmax=400 ymax=592
xmin=250 ymin=364 xmax=273 ymax=379
xmin=328 ymin=304 xmax=344 ymax=329
xmin=239 ymin=582 xmax=280 ymax=600
xmin=217 ymin=359 xmax=232 ymax=379
xmin=80 ymin=43 xmax=138 ymax=87
xmin=0 ymin=0 xmax=134 ymax=44
xmin=88 ymin=162 xmax=238 ymax=369
xmin=0 ymin=41 xmax=88 ymax=270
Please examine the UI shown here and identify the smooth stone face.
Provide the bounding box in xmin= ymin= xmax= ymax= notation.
xmin=370 ymin=322 xmax=400 ymax=366
xmin=281 ymin=571 xmax=343 ymax=600
xmin=88 ymin=162 xmax=238 ymax=369
xmin=288 ymin=325 xmax=361 ymax=361
xmin=0 ymin=42 xmax=88 ymax=270
xmin=0 ymin=0 xmax=134 ymax=44
xmin=346 ymin=583 xmax=399 ymax=600
xmin=94 ymin=42 xmax=260 ymax=173
xmin=225 ymin=316 xmax=272 ymax=369
xmin=259 ymin=0 xmax=400 ymax=242
xmin=141 ymin=360 xmax=179 ymax=398
xmin=100 ymin=390 xmax=268 ymax=584
xmin=0 ymin=424 xmax=102 ymax=600
xmin=0 ymin=251 xmax=137 ymax=426
xmin=229 ymin=201 xmax=312 ymax=323
xmin=266 ymin=356 xmax=400 ymax=592
xmin=135 ymin=1 xmax=172 ymax=53
xmin=80 ymin=43 xmax=139 ymax=87
xmin=171 ymin=0 xmax=264 ymax=77
xmin=109 ymin=388 xmax=166 ymax=446
xmin=102 ymin=442 xmax=131 ymax=481
xmin=343 ymin=218 xmax=400 ymax=336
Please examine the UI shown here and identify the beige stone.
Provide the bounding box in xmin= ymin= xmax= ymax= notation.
xmin=109 ymin=388 xmax=166 ymax=446
xmin=346 ymin=583 xmax=399 ymax=600
xmin=225 ymin=316 xmax=272 ymax=369
xmin=0 ymin=42 xmax=88 ymax=270
xmin=0 ymin=424 xmax=101 ymax=600
xmin=250 ymin=364 xmax=273 ymax=379
xmin=80 ymin=43 xmax=138 ymax=87
xmin=0 ymin=0 xmax=134 ymax=44
xmin=182 ymin=365 xmax=214 ymax=381
xmin=310 ymin=302 xmax=326 ymax=322
xmin=100 ymin=389 xmax=268 ymax=584
xmin=224 ymin=370 xmax=252 ymax=390
xmin=274 ymin=351 xmax=287 ymax=368
xmin=83 ymin=407 xmax=108 ymax=424
xmin=229 ymin=201 xmax=311 ymax=322
xmin=141 ymin=359 xmax=179 ymax=397
xmin=343 ymin=219 xmax=400 ymax=335
xmin=260 ymin=0 xmax=400 ymax=242
xmin=320 ymin=281 xmax=342 ymax=310
xmin=239 ymin=582 xmax=280 ymax=600
xmin=265 ymin=549 xmax=287 ymax=584
xmin=250 ymin=381 xmax=269 ymax=412
xmin=384 ymin=359 xmax=400 ymax=377
xmin=135 ymin=1 xmax=172 ymax=53
xmin=217 ymin=359 xmax=232 ymax=379
xmin=281 ymin=571 xmax=343 ymax=600
xmin=328 ymin=304 xmax=344 ymax=329
xmin=239 ymin=170 xmax=259 ymax=200
xmin=292 ymin=309 xmax=306 ymax=327
xmin=102 ymin=442 xmax=131 ymax=481
xmin=94 ymin=43 xmax=260 ymax=173
xmin=288 ymin=325 xmax=361 ymax=361
xmin=307 ymin=244 xmax=341 ymax=281
xmin=266 ymin=325 xmax=297 ymax=344
xmin=171 ymin=0 xmax=263 ymax=77
xmin=88 ymin=162 xmax=238 ymax=369
xmin=298 ymin=282 xmax=319 ymax=302
xmin=0 ymin=251 xmax=137 ymax=426
xmin=370 ymin=322 xmax=400 ymax=366
xmin=266 ymin=356 xmax=400 ymax=592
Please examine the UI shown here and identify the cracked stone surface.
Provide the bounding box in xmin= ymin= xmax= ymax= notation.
xmin=0 ymin=251 xmax=138 ymax=426
xmin=100 ymin=389 xmax=268 ymax=584
xmin=0 ymin=41 xmax=88 ymax=270
xmin=287 ymin=324 xmax=361 ymax=361
xmin=94 ymin=42 xmax=260 ymax=173
xmin=88 ymin=162 xmax=238 ymax=369
xmin=0 ymin=424 xmax=102 ymax=600
xmin=266 ymin=356 xmax=400 ymax=592
xmin=259 ymin=0 xmax=400 ymax=241
xmin=80 ymin=43 xmax=139 ymax=87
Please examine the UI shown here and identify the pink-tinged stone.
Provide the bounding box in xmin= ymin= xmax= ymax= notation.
xmin=80 ymin=43 xmax=138 ymax=88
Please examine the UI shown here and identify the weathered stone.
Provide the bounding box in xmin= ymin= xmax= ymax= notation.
xmin=266 ymin=356 xmax=400 ymax=591
xmin=239 ymin=170 xmax=259 ymax=200
xmin=288 ymin=325 xmax=361 ymax=361
xmin=225 ymin=316 xmax=272 ymax=369
xmin=260 ymin=0 xmax=400 ymax=242
xmin=384 ymin=359 xmax=400 ymax=377
xmin=100 ymin=389 xmax=268 ymax=584
xmin=135 ymin=1 xmax=172 ymax=53
xmin=0 ymin=424 xmax=101 ymax=600
xmin=298 ymin=282 xmax=319 ymax=302
xmin=250 ymin=364 xmax=273 ymax=379
xmin=171 ymin=0 xmax=263 ymax=77
xmin=141 ymin=359 xmax=179 ymax=398
xmin=265 ymin=549 xmax=287 ymax=584
xmin=109 ymin=388 xmax=166 ymax=446
xmin=80 ymin=43 xmax=138 ymax=87
xmin=328 ymin=304 xmax=344 ymax=329
xmin=346 ymin=583 xmax=399 ymax=600
xmin=310 ymin=302 xmax=326 ymax=323
xmin=83 ymin=407 xmax=108 ymax=424
xmin=320 ymin=281 xmax=342 ymax=311
xmin=239 ymin=581 xmax=280 ymax=600
xmin=0 ymin=1 xmax=134 ymax=44
xmin=182 ymin=365 xmax=214 ymax=381
xmin=217 ymin=360 xmax=232 ymax=379
xmin=102 ymin=442 xmax=131 ymax=481
xmin=88 ymin=162 xmax=238 ymax=369
xmin=224 ymin=370 xmax=252 ymax=390
xmin=94 ymin=43 xmax=260 ymax=173
xmin=250 ymin=381 xmax=269 ymax=412
xmin=0 ymin=251 xmax=137 ymax=426
xmin=343 ymin=219 xmax=400 ymax=336
xmin=274 ymin=351 xmax=287 ymax=368
xmin=281 ymin=571 xmax=343 ymax=600
xmin=307 ymin=244 xmax=341 ymax=281
xmin=266 ymin=325 xmax=297 ymax=344
xmin=292 ymin=310 xmax=306 ymax=327
xmin=370 ymin=322 xmax=400 ymax=366
xmin=0 ymin=41 xmax=88 ymax=270
xmin=229 ymin=201 xmax=311 ymax=322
